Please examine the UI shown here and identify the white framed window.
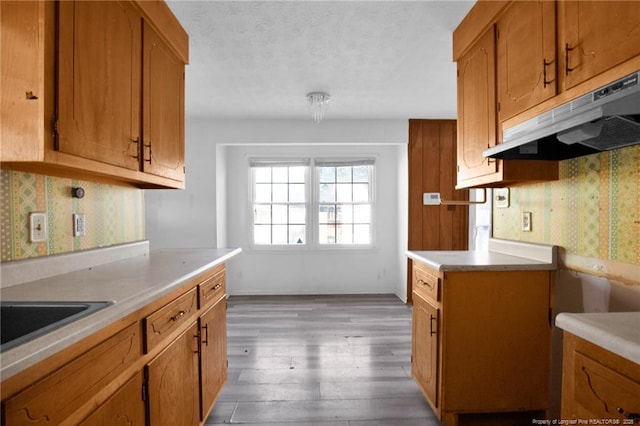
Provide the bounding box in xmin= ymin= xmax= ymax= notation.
xmin=250 ymin=159 xmax=309 ymax=246
xmin=316 ymin=159 xmax=374 ymax=246
xmin=249 ymin=157 xmax=375 ymax=248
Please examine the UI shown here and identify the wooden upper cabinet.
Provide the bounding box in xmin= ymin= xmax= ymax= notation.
xmin=496 ymin=1 xmax=557 ymax=121
xmin=57 ymin=1 xmax=141 ymax=171
xmin=0 ymin=0 xmax=188 ymax=189
xmin=561 ymin=1 xmax=640 ymax=90
xmin=142 ymin=23 xmax=186 ymax=181
xmin=456 ymin=27 xmax=498 ymax=186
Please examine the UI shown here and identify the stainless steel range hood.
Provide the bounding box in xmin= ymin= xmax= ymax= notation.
xmin=484 ymin=71 xmax=640 ymax=160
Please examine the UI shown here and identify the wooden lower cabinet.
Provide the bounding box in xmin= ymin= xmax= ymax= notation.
xmin=199 ymin=297 xmax=228 ymax=420
xmin=411 ymin=262 xmax=553 ymax=425
xmin=561 ymin=332 xmax=640 ymax=422
xmin=80 ymin=372 xmax=146 ymax=426
xmin=147 ymin=322 xmax=201 ymax=426
xmin=1 ymin=264 xmax=229 ymax=426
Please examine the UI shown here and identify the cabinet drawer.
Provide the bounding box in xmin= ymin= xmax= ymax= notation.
xmin=573 ymin=351 xmax=640 ymax=420
xmin=145 ymin=287 xmax=197 ymax=352
xmin=199 ymin=270 xmax=226 ymax=309
xmin=413 ymin=264 xmax=440 ymax=303
xmin=3 ymin=322 xmax=141 ymax=425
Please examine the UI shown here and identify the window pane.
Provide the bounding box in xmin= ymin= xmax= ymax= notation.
xmin=337 ymin=166 xmax=351 ymax=182
xmin=255 ymin=184 xmax=272 ymax=203
xmin=319 ymin=224 xmax=335 ymax=244
xmin=255 ymin=167 xmax=271 ymax=183
xmin=319 ymin=167 xmax=335 ymax=183
xmin=336 ymin=224 xmax=353 ymax=244
xmin=254 ymin=225 xmax=271 ymax=244
xmin=289 ymin=183 xmax=305 ymax=202
xmin=272 ymin=184 xmax=288 ymax=202
xmin=272 ymin=225 xmax=288 ymax=244
xmin=254 ymin=205 xmax=271 ymax=224
xmin=319 ymin=183 xmax=335 ymax=202
xmin=272 ymin=167 xmax=288 ymax=182
xmin=272 ymin=204 xmax=288 ymax=224
xmin=319 ymin=205 xmax=335 ymax=224
xmin=354 ymin=224 xmax=370 ymax=244
xmin=353 ymin=183 xmax=369 ymax=202
xmin=336 ymin=205 xmax=353 ymax=223
xmin=336 ymin=184 xmax=352 ymax=202
xmin=353 ymin=165 xmax=370 ymax=183
xmin=289 ymin=204 xmax=306 ymax=224
xmin=289 ymin=225 xmax=305 ymax=244
xmin=353 ymin=205 xmax=371 ymax=223
xmin=289 ymin=166 xmax=305 ymax=183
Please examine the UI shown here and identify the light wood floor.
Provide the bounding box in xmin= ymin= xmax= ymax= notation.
xmin=205 ymin=294 xmax=440 ymax=425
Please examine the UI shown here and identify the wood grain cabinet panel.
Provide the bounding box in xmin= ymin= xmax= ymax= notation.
xmin=79 ymin=371 xmax=146 ymax=426
xmin=146 ymin=322 xmax=201 ymax=426
xmin=145 ymin=287 xmax=198 ymax=352
xmin=456 ymin=27 xmax=498 ymax=187
xmin=561 ymin=1 xmax=640 ymax=90
xmin=199 ymin=297 xmax=228 ymax=420
xmin=3 ymin=322 xmax=142 ymax=426
xmin=57 ymin=0 xmax=141 ymax=170
xmin=496 ymin=1 xmax=556 ymax=121
xmin=142 ymin=22 xmax=186 ymax=182
xmin=411 ymin=262 xmax=553 ymax=423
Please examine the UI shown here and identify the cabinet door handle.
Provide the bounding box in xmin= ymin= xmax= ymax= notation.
xmin=131 ymin=137 xmax=140 ymax=160
xmin=202 ymin=324 xmax=209 ymax=346
xmin=144 ymin=141 xmax=153 ymax=163
xmin=543 ymin=59 xmax=553 ymax=87
xmin=170 ymin=310 xmax=186 ymax=321
xmin=565 ymin=43 xmax=575 ymax=75
xmin=429 ymin=315 xmax=437 ymax=336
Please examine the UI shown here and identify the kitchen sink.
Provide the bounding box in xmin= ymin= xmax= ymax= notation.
xmin=0 ymin=301 xmax=113 ymax=353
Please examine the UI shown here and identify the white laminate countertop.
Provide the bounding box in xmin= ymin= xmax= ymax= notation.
xmin=556 ymin=312 xmax=640 ymax=365
xmin=0 ymin=246 xmax=241 ymax=381
xmin=406 ymin=238 xmax=557 ymax=272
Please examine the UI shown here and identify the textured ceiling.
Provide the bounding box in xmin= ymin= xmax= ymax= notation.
xmin=167 ymin=1 xmax=474 ymax=120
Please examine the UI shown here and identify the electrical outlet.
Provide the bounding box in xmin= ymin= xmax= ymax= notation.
xmin=29 ymin=212 xmax=47 ymax=243
xmin=73 ymin=213 xmax=86 ymax=237
xmin=522 ymin=211 xmax=532 ymax=232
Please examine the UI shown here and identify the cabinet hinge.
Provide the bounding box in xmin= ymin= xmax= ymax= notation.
xmin=495 ymin=26 xmax=499 ymax=40
xmin=183 ymin=165 xmax=186 ymax=174
xmin=142 ymin=381 xmax=148 ymax=401
xmin=497 ymin=102 xmax=501 ymax=112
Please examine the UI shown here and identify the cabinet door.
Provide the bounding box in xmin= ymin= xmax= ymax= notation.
xmin=142 ymin=23 xmax=185 ymax=182
xmin=80 ymin=372 xmax=146 ymax=426
xmin=562 ymin=1 xmax=640 ymax=89
xmin=199 ymin=298 xmax=228 ymax=420
xmin=147 ymin=322 xmax=200 ymax=426
xmin=456 ymin=26 xmax=498 ymax=186
xmin=412 ymin=291 xmax=439 ymax=408
xmin=497 ymin=1 xmax=556 ymax=121
xmin=57 ymin=1 xmax=141 ymax=170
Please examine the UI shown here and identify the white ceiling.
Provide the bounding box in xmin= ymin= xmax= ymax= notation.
xmin=167 ymin=1 xmax=474 ymax=121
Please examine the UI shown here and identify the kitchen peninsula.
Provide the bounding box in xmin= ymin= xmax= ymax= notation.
xmin=0 ymin=242 xmax=241 ymax=425
xmin=407 ymin=238 xmax=557 ymax=425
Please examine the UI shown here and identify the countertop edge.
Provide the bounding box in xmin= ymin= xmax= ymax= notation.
xmin=555 ymin=312 xmax=640 ymax=365
xmin=0 ymin=247 xmax=242 ymax=382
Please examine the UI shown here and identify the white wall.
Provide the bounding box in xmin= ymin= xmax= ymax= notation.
xmin=146 ymin=118 xmax=410 ymax=297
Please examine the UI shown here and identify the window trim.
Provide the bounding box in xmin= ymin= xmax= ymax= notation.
xmin=248 ymin=156 xmax=376 ymax=250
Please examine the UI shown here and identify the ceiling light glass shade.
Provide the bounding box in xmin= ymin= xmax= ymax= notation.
xmin=307 ymin=92 xmax=331 ymax=124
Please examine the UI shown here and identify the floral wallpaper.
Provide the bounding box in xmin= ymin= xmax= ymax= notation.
xmin=493 ymin=145 xmax=639 ymax=265
xmin=1 ymin=170 xmax=145 ymax=262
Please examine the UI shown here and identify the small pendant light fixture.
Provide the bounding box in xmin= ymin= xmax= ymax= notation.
xmin=307 ymin=92 xmax=331 ymax=124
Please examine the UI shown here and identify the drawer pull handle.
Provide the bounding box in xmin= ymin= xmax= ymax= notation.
xmin=202 ymin=324 xmax=209 ymax=346
xmin=170 ymin=310 xmax=186 ymax=321
xmin=617 ymin=407 xmax=640 ymax=421
xmin=214 ymin=283 xmax=222 ymax=290
xmin=418 ymin=279 xmax=433 ymax=289
xmin=429 ymin=315 xmax=437 ymax=336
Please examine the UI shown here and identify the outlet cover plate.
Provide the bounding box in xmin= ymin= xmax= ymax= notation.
xmin=494 ymin=188 xmax=509 ymax=208
xmin=73 ymin=213 xmax=86 ymax=237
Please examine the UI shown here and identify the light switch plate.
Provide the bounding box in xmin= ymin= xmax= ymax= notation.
xmin=29 ymin=212 xmax=47 ymax=243
xmin=73 ymin=213 xmax=86 ymax=237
